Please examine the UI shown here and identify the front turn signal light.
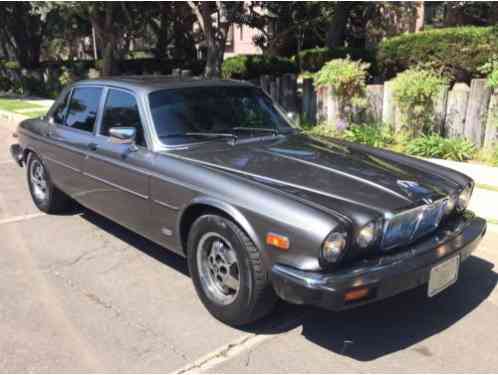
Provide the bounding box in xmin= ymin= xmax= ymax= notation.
xmin=344 ymin=287 xmax=370 ymax=302
xmin=266 ymin=233 xmax=290 ymax=250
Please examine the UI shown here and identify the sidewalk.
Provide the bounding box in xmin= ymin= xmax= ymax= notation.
xmin=426 ymin=158 xmax=498 ymax=224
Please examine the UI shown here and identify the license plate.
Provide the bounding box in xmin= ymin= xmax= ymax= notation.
xmin=428 ymin=255 xmax=460 ymax=297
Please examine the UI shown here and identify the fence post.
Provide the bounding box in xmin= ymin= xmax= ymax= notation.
xmin=434 ymin=84 xmax=449 ymax=134
xmin=302 ymin=78 xmax=316 ymax=125
xmin=316 ymin=86 xmax=327 ymax=124
xmin=260 ymin=75 xmax=270 ymax=94
xmin=281 ymin=73 xmax=298 ymax=116
xmin=275 ymin=77 xmax=282 ymax=105
xmin=269 ymin=79 xmax=278 ymax=102
xmin=365 ymin=84 xmax=384 ymax=123
xmin=484 ymin=90 xmax=498 ymax=148
xmin=464 ymin=79 xmax=492 ymax=147
xmin=382 ymin=80 xmax=395 ymax=128
xmin=326 ymin=86 xmax=340 ymax=126
xmin=445 ymin=83 xmax=470 ymax=138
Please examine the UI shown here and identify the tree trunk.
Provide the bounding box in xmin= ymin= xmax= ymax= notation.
xmin=101 ymin=40 xmax=114 ymax=76
xmin=188 ymin=1 xmax=227 ymax=78
xmin=92 ymin=4 xmax=116 ymax=76
xmin=326 ymin=2 xmax=353 ymax=49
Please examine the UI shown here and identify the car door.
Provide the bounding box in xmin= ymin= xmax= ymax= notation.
xmin=81 ymin=87 xmax=154 ymax=235
xmin=44 ymin=86 xmax=104 ymax=198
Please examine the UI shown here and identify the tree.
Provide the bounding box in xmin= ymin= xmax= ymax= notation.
xmin=144 ymin=2 xmax=196 ymax=60
xmin=188 ymin=1 xmax=244 ymax=77
xmin=326 ymin=2 xmax=354 ymax=49
xmin=0 ymin=2 xmax=52 ymax=69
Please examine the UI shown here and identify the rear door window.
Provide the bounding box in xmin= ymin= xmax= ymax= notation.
xmin=64 ymin=87 xmax=103 ymax=133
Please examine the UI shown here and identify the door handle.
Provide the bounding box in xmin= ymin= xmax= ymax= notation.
xmin=88 ymin=142 xmax=98 ymax=151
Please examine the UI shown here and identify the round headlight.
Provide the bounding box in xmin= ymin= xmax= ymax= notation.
xmin=322 ymin=232 xmax=347 ymax=263
xmin=457 ymin=186 xmax=472 ymax=211
xmin=357 ymin=221 xmax=379 ymax=248
xmin=444 ymin=195 xmax=457 ymax=215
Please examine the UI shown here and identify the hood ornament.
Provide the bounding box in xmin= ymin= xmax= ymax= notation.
xmin=397 ymin=180 xmax=432 ymax=198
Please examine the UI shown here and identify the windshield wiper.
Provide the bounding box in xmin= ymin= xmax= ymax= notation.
xmin=185 ymin=132 xmax=238 ymax=143
xmin=231 ymin=127 xmax=279 ymax=136
xmin=160 ymin=132 xmax=238 ymax=144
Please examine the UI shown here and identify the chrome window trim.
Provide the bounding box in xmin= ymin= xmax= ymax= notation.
xmin=94 ymin=86 xmax=152 ymax=150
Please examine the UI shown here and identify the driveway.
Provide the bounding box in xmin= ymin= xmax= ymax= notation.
xmin=1 ymin=121 xmax=497 ymax=372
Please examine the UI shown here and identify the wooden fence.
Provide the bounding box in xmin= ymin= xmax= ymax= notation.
xmin=258 ymin=75 xmax=498 ymax=149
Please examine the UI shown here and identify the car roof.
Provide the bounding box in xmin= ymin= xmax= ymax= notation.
xmin=75 ymin=75 xmax=255 ymax=94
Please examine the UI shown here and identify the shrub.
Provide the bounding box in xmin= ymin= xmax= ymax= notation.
xmin=222 ymin=55 xmax=297 ymax=80
xmin=479 ymin=56 xmax=498 ymax=91
xmin=296 ymin=47 xmax=377 ymax=75
xmin=343 ymin=123 xmax=394 ymax=148
xmin=378 ymin=26 xmax=498 ymax=82
xmin=405 ymin=134 xmax=476 ymax=161
xmin=0 ymin=76 xmax=12 ymax=92
xmin=314 ymin=58 xmax=369 ymax=126
xmin=392 ymin=68 xmax=447 ymax=136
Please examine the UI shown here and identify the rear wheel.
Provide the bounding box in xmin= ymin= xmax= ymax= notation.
xmin=27 ymin=153 xmax=72 ymax=214
xmin=188 ymin=214 xmax=277 ymax=326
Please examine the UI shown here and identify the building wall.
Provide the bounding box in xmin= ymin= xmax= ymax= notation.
xmin=224 ymin=24 xmax=262 ymax=58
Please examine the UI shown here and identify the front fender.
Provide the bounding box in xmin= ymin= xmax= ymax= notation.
xmin=177 ymin=195 xmax=265 ymax=255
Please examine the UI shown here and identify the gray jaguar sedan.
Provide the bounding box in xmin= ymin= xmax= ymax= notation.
xmin=10 ymin=76 xmax=486 ymax=326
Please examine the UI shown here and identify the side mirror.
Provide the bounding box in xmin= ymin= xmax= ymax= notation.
xmin=109 ymin=127 xmax=137 ymax=151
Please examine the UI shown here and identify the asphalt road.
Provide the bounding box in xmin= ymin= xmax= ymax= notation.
xmin=1 ymin=122 xmax=498 ymax=373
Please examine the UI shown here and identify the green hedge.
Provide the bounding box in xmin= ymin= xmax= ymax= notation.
xmin=377 ymin=26 xmax=498 ymax=82
xmin=222 ymin=55 xmax=297 ymax=80
xmin=295 ymin=47 xmax=377 ymax=74
xmin=0 ymin=58 xmax=205 ymax=97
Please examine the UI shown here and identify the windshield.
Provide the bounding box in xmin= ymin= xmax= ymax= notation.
xmin=148 ymin=86 xmax=294 ymax=146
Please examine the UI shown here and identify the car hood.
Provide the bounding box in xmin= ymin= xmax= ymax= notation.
xmin=172 ymin=134 xmax=466 ymax=216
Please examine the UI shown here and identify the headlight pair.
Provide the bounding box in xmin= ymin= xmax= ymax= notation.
xmin=457 ymin=185 xmax=473 ymax=211
xmin=322 ymin=220 xmax=381 ymax=263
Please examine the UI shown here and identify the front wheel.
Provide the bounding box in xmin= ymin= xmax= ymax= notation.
xmin=27 ymin=152 xmax=72 ymax=214
xmin=187 ymin=214 xmax=277 ymax=326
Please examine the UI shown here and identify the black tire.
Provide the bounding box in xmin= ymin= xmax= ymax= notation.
xmin=27 ymin=152 xmax=73 ymax=214
xmin=187 ymin=214 xmax=277 ymax=326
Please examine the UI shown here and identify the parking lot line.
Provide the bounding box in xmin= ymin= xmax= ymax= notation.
xmin=172 ymin=315 xmax=304 ymax=374
xmin=0 ymin=160 xmax=14 ymax=164
xmin=0 ymin=212 xmax=46 ymax=226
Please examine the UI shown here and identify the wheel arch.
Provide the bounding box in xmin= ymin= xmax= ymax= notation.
xmin=177 ymin=196 xmax=263 ymax=256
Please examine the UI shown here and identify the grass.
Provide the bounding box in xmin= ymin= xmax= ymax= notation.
xmin=0 ymin=98 xmax=46 ymax=115
xmin=476 ymin=183 xmax=498 ymax=193
xmin=485 ymin=217 xmax=498 ymax=226
xmin=21 ymin=110 xmax=47 ymax=118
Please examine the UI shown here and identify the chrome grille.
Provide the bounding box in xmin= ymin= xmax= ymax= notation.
xmin=381 ymin=199 xmax=447 ymax=250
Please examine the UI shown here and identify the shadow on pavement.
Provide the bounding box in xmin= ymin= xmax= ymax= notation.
xmin=79 ymin=208 xmax=496 ymax=361
xmin=80 ymin=208 xmax=189 ymax=277
xmin=296 ymin=255 xmax=497 ymax=361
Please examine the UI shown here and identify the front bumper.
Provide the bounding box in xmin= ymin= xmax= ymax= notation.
xmin=10 ymin=144 xmax=24 ymax=167
xmin=271 ymin=214 xmax=487 ymax=311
